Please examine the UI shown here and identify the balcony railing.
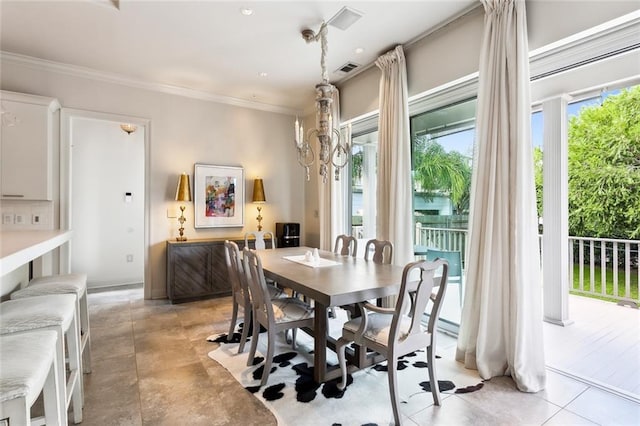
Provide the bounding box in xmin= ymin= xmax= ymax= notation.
xmin=352 ymin=224 xmax=640 ymax=306
xmin=570 ymin=236 xmax=640 ymax=306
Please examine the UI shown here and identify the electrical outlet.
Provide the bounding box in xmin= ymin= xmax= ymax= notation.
xmin=15 ymin=214 xmax=25 ymax=225
xmin=2 ymin=213 xmax=13 ymax=224
xmin=126 ymin=254 xmax=134 ymax=262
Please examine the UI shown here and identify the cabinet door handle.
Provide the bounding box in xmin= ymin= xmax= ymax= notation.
xmin=2 ymin=194 xmax=25 ymax=198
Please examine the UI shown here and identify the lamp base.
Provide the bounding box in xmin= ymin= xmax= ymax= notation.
xmin=177 ymin=206 xmax=187 ymax=241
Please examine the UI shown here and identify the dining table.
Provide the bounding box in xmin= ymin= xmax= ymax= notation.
xmin=256 ymin=246 xmax=406 ymax=383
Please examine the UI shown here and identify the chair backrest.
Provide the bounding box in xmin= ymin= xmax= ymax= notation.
xmin=244 ymin=231 xmax=276 ymax=250
xmin=334 ymin=234 xmax=357 ymax=257
xmin=364 ymin=239 xmax=393 ymax=264
xmin=392 ymin=259 xmax=449 ymax=343
xmin=242 ymin=248 xmax=274 ymax=324
xmin=224 ymin=240 xmax=246 ymax=301
xmin=426 ymin=249 xmax=462 ymax=280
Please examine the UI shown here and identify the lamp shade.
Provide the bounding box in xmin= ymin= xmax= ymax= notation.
xmin=175 ymin=173 xmax=192 ymax=202
xmin=252 ymin=178 xmax=266 ymax=203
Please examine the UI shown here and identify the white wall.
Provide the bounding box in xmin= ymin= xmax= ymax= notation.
xmin=71 ymin=117 xmax=145 ymax=288
xmin=0 ymin=60 xmax=306 ymax=299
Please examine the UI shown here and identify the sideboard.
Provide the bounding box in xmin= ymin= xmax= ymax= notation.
xmin=166 ymin=236 xmax=273 ymax=303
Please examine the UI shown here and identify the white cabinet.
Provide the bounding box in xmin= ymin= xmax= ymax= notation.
xmin=1 ymin=91 xmax=60 ymax=201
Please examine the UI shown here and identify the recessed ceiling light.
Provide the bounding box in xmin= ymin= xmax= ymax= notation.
xmin=355 ymin=47 xmax=365 ymax=54
xmin=259 ymin=72 xmax=268 ymax=78
xmin=240 ymin=7 xmax=253 ymax=16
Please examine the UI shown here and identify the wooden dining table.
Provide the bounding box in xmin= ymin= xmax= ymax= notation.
xmin=256 ymin=246 xmax=406 ymax=383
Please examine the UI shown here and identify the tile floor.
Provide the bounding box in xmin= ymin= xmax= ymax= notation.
xmin=75 ymin=286 xmax=640 ymax=425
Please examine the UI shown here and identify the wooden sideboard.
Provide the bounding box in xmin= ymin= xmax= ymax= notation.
xmin=166 ymin=236 xmax=273 ymax=303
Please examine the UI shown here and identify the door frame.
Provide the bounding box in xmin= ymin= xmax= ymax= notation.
xmin=60 ymin=108 xmax=151 ymax=299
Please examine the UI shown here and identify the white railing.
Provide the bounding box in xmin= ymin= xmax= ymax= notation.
xmin=569 ymin=236 xmax=639 ymax=306
xmin=352 ymin=224 xmax=640 ymax=306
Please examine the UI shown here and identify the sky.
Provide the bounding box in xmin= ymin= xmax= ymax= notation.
xmin=441 ymin=90 xmax=617 ymax=154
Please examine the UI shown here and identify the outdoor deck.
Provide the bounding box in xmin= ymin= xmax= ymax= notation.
xmin=543 ymin=294 xmax=640 ymax=401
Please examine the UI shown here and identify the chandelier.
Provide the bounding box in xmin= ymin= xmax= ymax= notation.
xmin=294 ymin=22 xmax=350 ymax=183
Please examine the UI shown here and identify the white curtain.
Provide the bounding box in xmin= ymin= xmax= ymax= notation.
xmin=318 ymin=87 xmax=348 ymax=251
xmin=456 ymin=0 xmax=546 ymax=392
xmin=375 ymin=46 xmax=413 ymax=267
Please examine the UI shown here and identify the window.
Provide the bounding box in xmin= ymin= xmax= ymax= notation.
xmin=350 ymin=129 xmax=378 ymax=244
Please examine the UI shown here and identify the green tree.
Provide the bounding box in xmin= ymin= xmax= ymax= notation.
xmin=568 ymin=86 xmax=640 ymax=239
xmin=413 ymin=137 xmax=472 ymax=214
xmin=534 ymin=146 xmax=543 ymax=218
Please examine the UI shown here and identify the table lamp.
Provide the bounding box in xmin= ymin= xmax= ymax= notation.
xmin=252 ymin=178 xmax=266 ymax=231
xmin=175 ymin=173 xmax=192 ymax=241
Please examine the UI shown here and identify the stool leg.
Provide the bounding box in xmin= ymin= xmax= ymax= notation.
xmin=0 ymin=397 xmax=29 ymax=425
xmin=43 ymin=346 xmax=63 ymax=426
xmin=54 ymin=331 xmax=69 ymax=426
xmin=80 ymin=290 xmax=92 ymax=374
xmin=67 ymin=309 xmax=83 ymax=423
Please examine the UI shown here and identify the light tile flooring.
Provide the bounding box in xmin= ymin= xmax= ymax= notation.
xmin=76 ymin=287 xmax=640 ymax=425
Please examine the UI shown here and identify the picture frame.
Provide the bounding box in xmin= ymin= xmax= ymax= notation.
xmin=193 ymin=164 xmax=244 ymax=228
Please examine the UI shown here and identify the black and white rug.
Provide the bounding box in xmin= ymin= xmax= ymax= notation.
xmin=207 ymin=312 xmax=484 ymax=425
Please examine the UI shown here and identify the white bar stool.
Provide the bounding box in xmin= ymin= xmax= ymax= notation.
xmin=11 ymin=273 xmax=92 ymax=374
xmin=0 ymin=294 xmax=83 ymax=424
xmin=0 ymin=330 xmax=63 ymax=425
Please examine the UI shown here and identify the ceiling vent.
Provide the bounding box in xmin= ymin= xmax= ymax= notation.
xmin=336 ymin=62 xmax=360 ymax=74
xmin=327 ymin=6 xmax=363 ymax=31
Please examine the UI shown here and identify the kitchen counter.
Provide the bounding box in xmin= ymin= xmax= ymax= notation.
xmin=0 ymin=230 xmax=72 ymax=276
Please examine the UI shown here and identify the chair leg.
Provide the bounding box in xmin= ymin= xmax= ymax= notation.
xmin=261 ymin=328 xmax=276 ymax=387
xmin=246 ymin=312 xmax=260 ymax=367
xmin=228 ymin=301 xmax=238 ymax=340
xmin=427 ymin=345 xmax=441 ymax=405
xmin=387 ymin=355 xmax=402 ymax=426
xmin=238 ymin=304 xmax=251 ymax=354
xmin=336 ymin=337 xmax=349 ymax=391
xmin=291 ymin=328 xmax=297 ymax=349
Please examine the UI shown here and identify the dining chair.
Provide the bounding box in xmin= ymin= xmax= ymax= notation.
xmin=243 ymin=248 xmax=314 ymax=387
xmin=224 ymin=241 xmax=284 ymax=353
xmin=426 ymin=248 xmax=463 ymax=306
xmin=364 ymin=239 xmax=393 ymax=264
xmin=245 ymin=230 xmax=276 ymax=250
xmin=330 ymin=234 xmax=359 ymax=317
xmin=336 ymin=258 xmax=449 ymax=426
xmin=334 ymin=234 xmax=358 ymax=256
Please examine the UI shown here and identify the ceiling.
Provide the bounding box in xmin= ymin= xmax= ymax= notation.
xmin=0 ymin=0 xmax=478 ymax=114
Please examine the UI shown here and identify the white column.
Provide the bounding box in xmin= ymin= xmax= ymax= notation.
xmin=542 ymin=95 xmax=573 ymax=326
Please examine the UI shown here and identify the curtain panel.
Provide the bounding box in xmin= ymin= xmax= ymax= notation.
xmin=375 ymin=46 xmax=414 ymax=267
xmin=455 ymin=0 xmax=546 ymax=392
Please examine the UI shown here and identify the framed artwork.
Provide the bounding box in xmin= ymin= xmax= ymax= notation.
xmin=194 ymin=164 xmax=244 ymax=228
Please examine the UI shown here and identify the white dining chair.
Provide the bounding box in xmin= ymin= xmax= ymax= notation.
xmin=244 ymin=230 xmax=276 ymax=250
xmin=243 ymin=248 xmax=314 ymax=387
xmin=336 ymin=258 xmax=449 ymax=426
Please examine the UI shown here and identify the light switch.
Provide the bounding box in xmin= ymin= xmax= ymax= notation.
xmin=15 ymin=214 xmax=25 ymax=224
xmin=125 ymin=192 xmax=132 ymax=203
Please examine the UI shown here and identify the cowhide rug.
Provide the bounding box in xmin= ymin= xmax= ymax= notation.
xmin=207 ymin=311 xmax=483 ymax=426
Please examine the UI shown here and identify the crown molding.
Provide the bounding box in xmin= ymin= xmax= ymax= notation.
xmin=0 ymin=51 xmax=301 ymax=116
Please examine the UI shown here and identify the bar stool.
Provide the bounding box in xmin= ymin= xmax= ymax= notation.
xmin=11 ymin=273 xmax=92 ymax=374
xmin=0 ymin=294 xmax=83 ymax=424
xmin=0 ymin=330 xmax=63 ymax=425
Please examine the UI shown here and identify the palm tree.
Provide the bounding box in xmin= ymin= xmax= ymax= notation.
xmin=413 ymin=137 xmax=471 ymax=215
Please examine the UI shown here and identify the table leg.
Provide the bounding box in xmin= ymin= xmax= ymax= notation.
xmin=313 ymin=302 xmax=329 ymax=383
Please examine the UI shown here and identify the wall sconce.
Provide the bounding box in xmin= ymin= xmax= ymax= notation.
xmin=120 ymin=123 xmax=137 ymax=135
xmin=175 ymin=173 xmax=192 ymax=241
xmin=252 ymin=178 xmax=266 ymax=231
